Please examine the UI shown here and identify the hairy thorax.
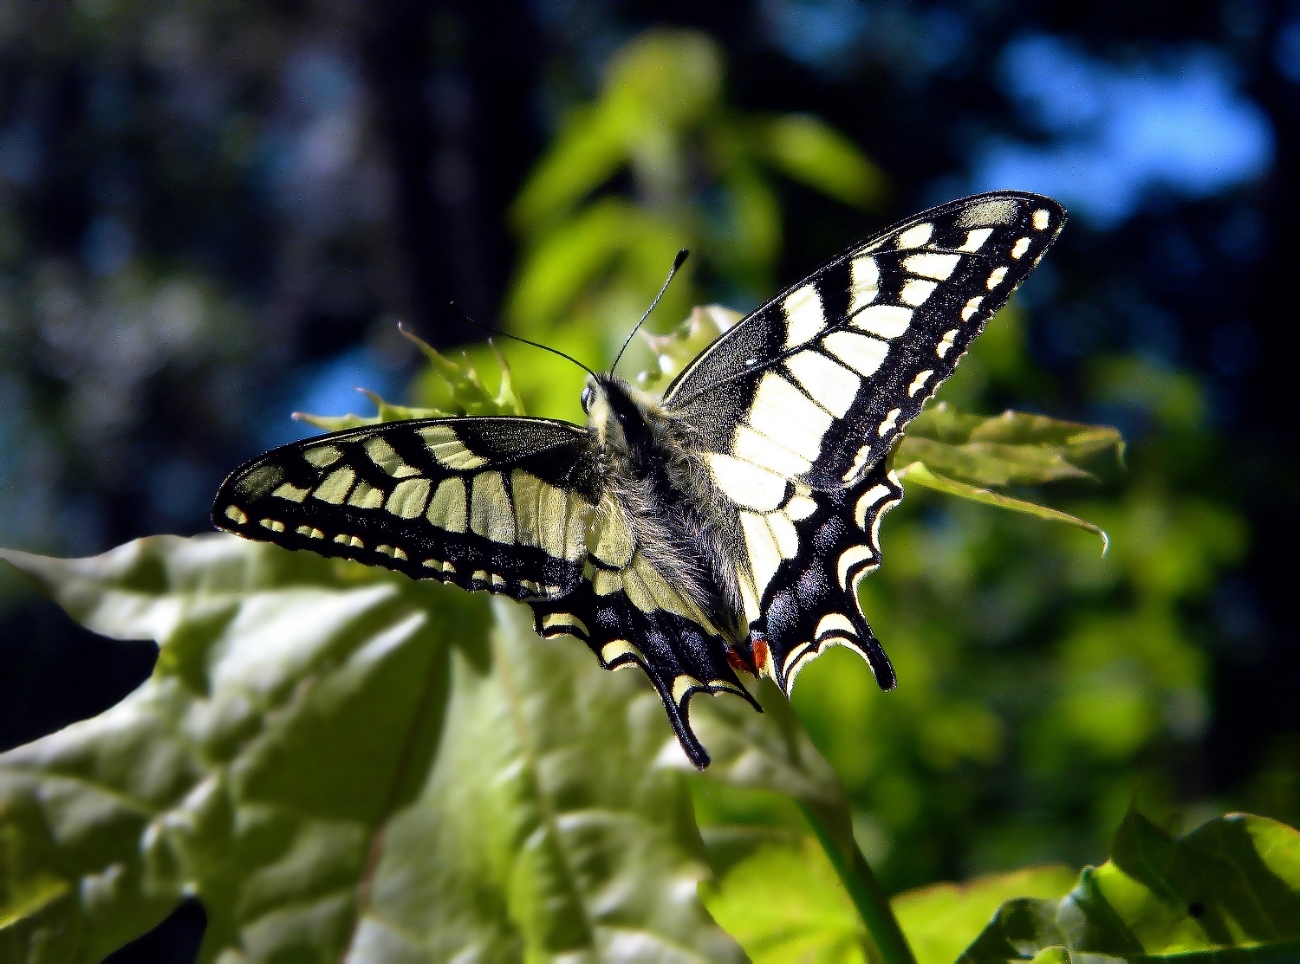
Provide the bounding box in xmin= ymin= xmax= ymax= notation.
xmin=583 ymin=374 xmax=746 ymax=640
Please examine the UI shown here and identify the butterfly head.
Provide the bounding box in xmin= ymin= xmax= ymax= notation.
xmin=581 ymin=374 xmax=660 ymax=455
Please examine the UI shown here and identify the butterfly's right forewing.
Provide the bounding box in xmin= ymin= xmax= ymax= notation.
xmin=664 ymin=193 xmax=1066 ymax=490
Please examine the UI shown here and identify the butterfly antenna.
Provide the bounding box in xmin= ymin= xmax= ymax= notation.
xmin=610 ymin=248 xmax=689 ymax=375
xmin=448 ymin=303 xmax=598 ymax=379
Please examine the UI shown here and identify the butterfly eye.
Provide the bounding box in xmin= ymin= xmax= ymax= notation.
xmin=580 ymin=385 xmax=593 ymax=412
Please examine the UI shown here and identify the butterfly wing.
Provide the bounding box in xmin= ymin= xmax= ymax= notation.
xmin=528 ymin=492 xmax=760 ymax=768
xmin=662 ymin=192 xmax=1066 ymax=490
xmin=213 ymin=416 xmax=598 ymax=600
xmin=659 ymin=192 xmax=1065 ymax=696
xmin=214 ymin=415 xmax=756 ymax=765
xmin=740 ymin=461 xmax=904 ymax=695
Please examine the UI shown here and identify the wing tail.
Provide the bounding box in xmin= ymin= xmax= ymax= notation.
xmin=531 ymin=590 xmax=760 ymax=769
xmin=745 ymin=462 xmax=904 ymax=696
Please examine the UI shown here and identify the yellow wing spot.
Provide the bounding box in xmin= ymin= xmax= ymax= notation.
xmin=708 ymin=679 xmax=746 ymax=696
xmin=592 ymin=569 xmax=620 ymax=596
xmin=313 ymin=467 xmax=356 ymax=505
xmin=1011 ymin=236 xmax=1031 ymax=259
xmin=427 ymin=477 xmax=467 ymax=533
xmin=364 ymin=436 xmax=420 ymax=477
xmin=959 ymin=228 xmax=993 ymax=251
xmin=235 ymin=464 xmax=284 ymax=499
xmin=783 ymin=642 xmax=813 ymax=677
xmin=272 ymin=482 xmax=310 ymax=503
xmin=767 ymin=510 xmax=799 ymax=559
xmin=986 ymin=266 xmax=1008 ymax=289
xmin=908 ymin=369 xmax=934 ymax=397
xmin=347 ymin=480 xmax=385 ymax=509
xmin=1032 ymin=208 xmax=1051 ymax=230
xmin=849 ymin=255 xmax=880 ymax=314
xmin=740 ymin=511 xmax=782 ymax=595
xmin=900 ymin=279 xmax=938 ymax=306
xmin=303 ymin=444 xmax=343 ymax=468
xmin=565 ymin=493 xmax=592 ymax=561
xmin=588 ymin=502 xmax=636 ymax=568
xmin=782 ymin=283 xmax=825 ymax=348
xmin=961 ymin=296 xmax=983 ymax=321
xmin=600 ymin=639 xmax=643 ymax=665
xmin=490 ymin=573 xmax=506 ymax=587
xmin=349 ymin=535 xmax=364 ymax=548
xmin=470 ymin=471 xmax=516 ymax=544
xmin=260 ymin=518 xmax=286 ymax=533
xmin=333 ymin=533 xmax=349 ymax=545
xmin=816 ymin=613 xmax=855 ymax=638
xmin=471 ymin=569 xmax=488 ymax=583
xmin=837 ymin=545 xmax=875 ymax=589
xmin=443 ymin=560 xmax=456 ymax=574
xmin=904 ymin=252 xmax=961 ymax=280
xmin=671 ymin=676 xmax=703 ymax=705
xmin=855 ymin=483 xmax=895 ymax=529
xmin=393 ymin=547 xmax=408 ymax=561
xmin=709 ymin=453 xmax=788 ymax=513
xmin=896 ymin=222 xmax=934 ymax=248
xmin=296 ymin=525 xmax=325 ymax=539
xmin=224 ymin=505 xmax=249 ymax=525
xmin=878 ymin=408 xmax=901 ymax=437
xmin=386 ymin=477 xmax=431 ymax=518
xmin=543 ymin=612 xmax=589 ymax=637
xmin=417 ymin=425 xmax=489 ymax=470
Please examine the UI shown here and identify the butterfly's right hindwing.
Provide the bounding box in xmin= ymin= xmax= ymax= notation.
xmin=213 ymin=417 xmax=597 ymax=600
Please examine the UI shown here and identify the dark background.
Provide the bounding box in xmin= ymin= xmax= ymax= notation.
xmin=0 ymin=0 xmax=1295 ymax=957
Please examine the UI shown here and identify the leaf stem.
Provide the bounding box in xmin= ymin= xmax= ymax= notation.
xmin=797 ymin=803 xmax=916 ymax=964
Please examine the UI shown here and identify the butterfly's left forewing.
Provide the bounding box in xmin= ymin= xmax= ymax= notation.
xmin=213 ymin=416 xmax=597 ymax=600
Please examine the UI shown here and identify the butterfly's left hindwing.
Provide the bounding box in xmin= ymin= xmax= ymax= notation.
xmin=213 ymin=417 xmax=597 ymax=600
xmin=529 ymin=493 xmax=760 ymax=768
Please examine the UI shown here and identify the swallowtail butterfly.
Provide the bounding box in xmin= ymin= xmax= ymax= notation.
xmin=213 ymin=192 xmax=1065 ymax=767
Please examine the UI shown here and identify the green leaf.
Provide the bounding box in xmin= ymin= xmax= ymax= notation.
xmin=897 ymin=402 xmax=1125 ymax=487
xmin=0 ymin=536 xmax=742 ymax=961
xmin=636 ymin=304 xmax=743 ymax=395
xmin=752 ymin=114 xmax=888 ymax=212
xmin=895 ymin=461 xmax=1110 ymax=554
xmin=700 ymin=834 xmax=871 ymax=963
xmin=680 ymin=680 xmax=916 ymax=964
xmin=962 ymin=810 xmax=1300 ymax=961
xmin=890 ymin=866 xmax=1076 ymax=964
xmin=295 ymin=325 xmax=524 ymax=431
xmin=506 ymin=199 xmax=684 ymax=333
xmin=603 ymin=29 xmax=723 ymax=130
xmin=510 ymin=106 xmax=632 ymax=233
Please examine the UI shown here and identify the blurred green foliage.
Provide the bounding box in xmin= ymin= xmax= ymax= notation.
xmin=964 ymin=810 xmax=1300 ymax=958
xmin=328 ymin=26 xmax=1250 ymax=895
xmin=0 ymin=22 xmax=1272 ymax=963
xmin=490 ymin=28 xmax=1251 ymax=895
xmin=482 ymin=28 xmax=886 ymax=423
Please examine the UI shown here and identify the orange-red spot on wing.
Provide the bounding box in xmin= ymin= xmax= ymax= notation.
xmin=726 ymin=646 xmax=755 ymax=675
xmin=752 ymin=639 xmax=771 ymax=676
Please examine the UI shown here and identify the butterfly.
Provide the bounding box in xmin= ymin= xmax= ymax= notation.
xmin=213 ymin=191 xmax=1066 ymax=767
